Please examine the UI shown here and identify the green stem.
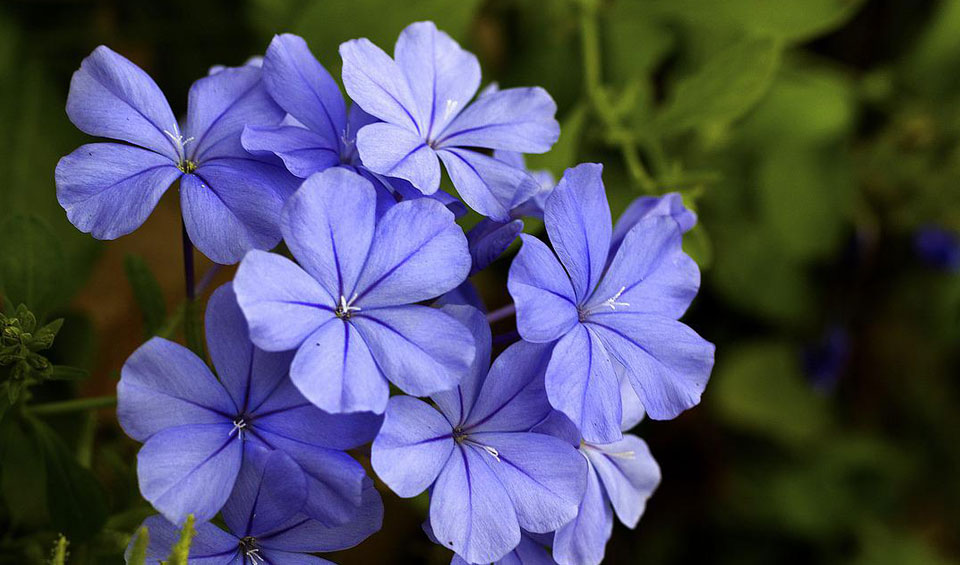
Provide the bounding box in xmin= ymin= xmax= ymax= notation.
xmin=577 ymin=0 xmax=657 ymax=194
xmin=28 ymin=395 xmax=116 ymax=415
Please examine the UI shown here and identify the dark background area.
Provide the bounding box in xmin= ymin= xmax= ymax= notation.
xmin=1 ymin=0 xmax=959 ymax=563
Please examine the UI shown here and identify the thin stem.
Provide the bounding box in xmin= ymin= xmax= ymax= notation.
xmin=195 ymin=264 xmax=222 ymax=296
xmin=486 ymin=303 xmax=516 ymax=324
xmin=181 ymin=221 xmax=205 ymax=357
xmin=29 ymin=396 xmax=116 ymax=415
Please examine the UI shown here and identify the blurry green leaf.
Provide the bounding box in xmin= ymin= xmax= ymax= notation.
xmin=740 ymin=64 xmax=854 ymax=145
xmin=603 ymin=4 xmax=674 ymax=113
xmin=758 ymin=143 xmax=853 ymax=261
xmin=249 ymin=0 xmax=480 ymax=70
xmin=527 ymin=105 xmax=587 ymax=176
xmin=0 ymin=416 xmax=48 ymax=526
xmin=642 ymin=0 xmax=866 ymax=42
xmin=904 ymin=0 xmax=960 ymax=99
xmin=854 ymin=525 xmax=952 ymax=565
xmin=0 ymin=215 xmax=66 ymax=318
xmin=657 ymin=37 xmax=782 ymax=134
xmin=711 ymin=223 xmax=816 ymax=325
xmin=30 ymin=417 xmax=108 ymax=542
xmin=166 ymin=514 xmax=196 ymax=565
xmin=48 ymin=535 xmax=68 ymax=565
xmin=124 ymin=255 xmax=167 ymax=337
xmin=712 ymin=341 xmax=831 ymax=444
xmin=128 ymin=527 xmax=149 ymax=565
xmin=683 ymin=223 xmax=713 ymax=269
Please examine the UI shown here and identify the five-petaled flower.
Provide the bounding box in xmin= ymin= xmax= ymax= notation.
xmin=55 ymin=46 xmax=298 ymax=264
xmin=131 ymin=448 xmax=383 ymax=564
xmin=234 ymin=167 xmax=476 ymax=414
xmin=372 ymin=305 xmax=586 ymax=564
xmin=340 ymin=21 xmax=560 ymax=221
xmin=508 ymin=163 xmax=715 ymax=443
xmin=117 ymin=283 xmax=380 ymax=525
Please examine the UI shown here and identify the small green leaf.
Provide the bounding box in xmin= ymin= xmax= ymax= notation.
xmin=712 ymin=341 xmax=832 ymax=445
xmin=0 ymin=215 xmax=66 ymax=319
xmin=30 ymin=417 xmax=108 ymax=542
xmin=32 ymin=318 xmax=64 ymax=351
xmin=656 ymin=36 xmax=782 ymax=134
xmin=166 ymin=514 xmax=196 ymax=565
xmin=128 ymin=526 xmax=149 ymax=565
xmin=48 ymin=535 xmax=68 ymax=565
xmin=124 ymin=255 xmax=167 ymax=337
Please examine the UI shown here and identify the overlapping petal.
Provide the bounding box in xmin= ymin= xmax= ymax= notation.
xmin=242 ymin=124 xmax=340 ymax=177
xmin=55 ymin=143 xmax=181 ymax=240
xmin=437 ymin=87 xmax=559 ymax=153
xmin=356 ymin=122 xmax=440 ymax=193
xmin=585 ymin=434 xmax=660 ymax=528
xmin=438 ymin=147 xmax=539 ymax=221
xmin=130 ymin=515 xmax=239 ymax=564
xmin=508 ymin=235 xmax=579 ymax=343
xmin=340 ymin=38 xmax=420 ymax=131
xmin=223 ymin=446 xmax=306 ymax=537
xmin=372 ymin=396 xmax=454 ymax=497
xmin=553 ymin=456 xmax=612 ymax=565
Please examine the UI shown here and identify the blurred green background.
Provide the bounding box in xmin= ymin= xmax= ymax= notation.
xmin=1 ymin=0 xmax=959 ymax=563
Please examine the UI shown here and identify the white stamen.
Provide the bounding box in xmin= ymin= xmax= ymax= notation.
xmin=337 ymin=293 xmax=362 ymax=318
xmin=606 ymin=450 xmax=636 ymax=460
xmin=480 ymin=444 xmax=501 ymax=462
xmin=443 ymin=99 xmax=459 ymax=120
xmin=580 ymin=287 xmax=630 ymax=320
xmin=163 ymin=128 xmax=195 ymax=163
xmin=245 ymin=547 xmax=264 ymax=564
xmin=229 ymin=417 xmax=247 ymax=441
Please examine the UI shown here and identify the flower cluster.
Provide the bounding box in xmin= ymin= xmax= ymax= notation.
xmin=59 ymin=21 xmax=715 ymax=564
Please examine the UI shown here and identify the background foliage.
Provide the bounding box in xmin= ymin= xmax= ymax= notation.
xmin=1 ymin=0 xmax=959 ymax=563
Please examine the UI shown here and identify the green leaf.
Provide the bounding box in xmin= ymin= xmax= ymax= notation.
xmin=641 ymin=0 xmax=867 ymax=43
xmin=0 ymin=415 xmax=48 ymax=527
xmin=29 ymin=417 xmax=108 ymax=542
xmin=0 ymin=215 xmax=66 ymax=319
xmin=124 ymin=255 xmax=167 ymax=337
xmin=128 ymin=527 xmax=149 ymax=565
xmin=903 ymin=0 xmax=960 ymax=99
xmin=166 ymin=514 xmax=196 ymax=565
xmin=48 ymin=366 xmax=90 ymax=382
xmin=32 ymin=318 xmax=64 ymax=351
xmin=757 ymin=142 xmax=853 ymax=261
xmin=526 ymin=105 xmax=587 ymax=177
xmin=656 ymin=36 xmax=782 ymax=134
xmin=48 ymin=535 xmax=68 ymax=565
xmin=683 ymin=223 xmax=713 ymax=270
xmin=712 ymin=341 xmax=832 ymax=445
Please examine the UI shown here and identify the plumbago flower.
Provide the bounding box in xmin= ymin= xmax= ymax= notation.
xmin=234 ymin=167 xmax=475 ymax=414
xmin=507 ymin=163 xmax=715 ymax=443
xmin=372 ymin=305 xmax=585 ymax=563
xmin=553 ymin=382 xmax=661 ymax=565
xmin=466 ymin=150 xmax=556 ymax=275
xmin=55 ymin=46 xmax=299 ymax=264
xmin=117 ymin=283 xmax=380 ymax=525
xmin=241 ymin=33 xmax=465 ymax=219
xmin=340 ymin=21 xmax=560 ymax=221
xmin=130 ymin=449 xmax=382 ymax=564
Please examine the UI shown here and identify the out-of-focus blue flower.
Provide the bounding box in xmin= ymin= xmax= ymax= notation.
xmin=371 ymin=306 xmax=586 ymax=564
xmin=129 ymin=449 xmax=383 ymax=564
xmin=55 ymin=46 xmax=299 ymax=264
xmin=241 ymin=34 xmax=466 ymax=219
xmin=802 ymin=326 xmax=850 ymax=392
xmin=508 ymin=163 xmax=715 ymax=443
xmin=915 ymin=225 xmax=960 ymax=272
xmin=340 ymin=21 xmax=560 ymax=221
xmin=117 ymin=283 xmax=380 ymax=525
xmin=234 ymin=167 xmax=475 ymax=414
xmin=610 ymin=192 xmax=697 ymax=259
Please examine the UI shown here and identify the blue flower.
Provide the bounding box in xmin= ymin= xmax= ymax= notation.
xmin=371 ymin=305 xmax=586 ymax=564
xmin=129 ymin=448 xmax=383 ymax=564
xmin=507 ymin=163 xmax=715 ymax=443
xmin=117 ymin=283 xmax=380 ymax=525
xmin=915 ymin=225 xmax=960 ymax=272
xmin=339 ymin=21 xmax=560 ymax=221
xmin=466 ymin=150 xmax=556 ymax=275
xmin=450 ymin=533 xmax=555 ymax=565
xmin=241 ymin=33 xmax=466 ymax=219
xmin=234 ymin=167 xmax=476 ymax=414
xmin=55 ymin=47 xmax=299 ymax=264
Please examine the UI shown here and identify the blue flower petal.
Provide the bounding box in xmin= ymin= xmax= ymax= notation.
xmin=508 ymin=234 xmax=579 ymax=343
xmin=553 ymin=456 xmax=613 ymax=565
xmin=242 ymin=124 xmax=340 ymax=178
xmin=223 ymin=446 xmax=306 ymax=537
xmin=437 ymin=147 xmax=539 ymax=222
xmin=129 ymin=515 xmax=239 ymax=564
xmin=585 ymin=434 xmax=660 ymax=528
xmin=437 ymin=87 xmax=559 ymax=153
xmin=372 ymin=395 xmax=455 ymax=497
xmin=356 ymin=122 xmax=440 ymax=193
xmin=340 ymin=37 xmax=421 ymax=132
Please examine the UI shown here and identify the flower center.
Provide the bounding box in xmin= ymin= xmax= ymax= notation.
xmin=239 ymin=537 xmax=263 ymax=564
xmin=453 ymin=427 xmax=501 ymax=462
xmin=164 ymin=128 xmax=197 ymax=173
xmin=578 ymin=286 xmax=629 ymax=322
xmin=229 ymin=416 xmax=249 ymax=441
xmin=335 ymin=294 xmax=362 ymax=319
